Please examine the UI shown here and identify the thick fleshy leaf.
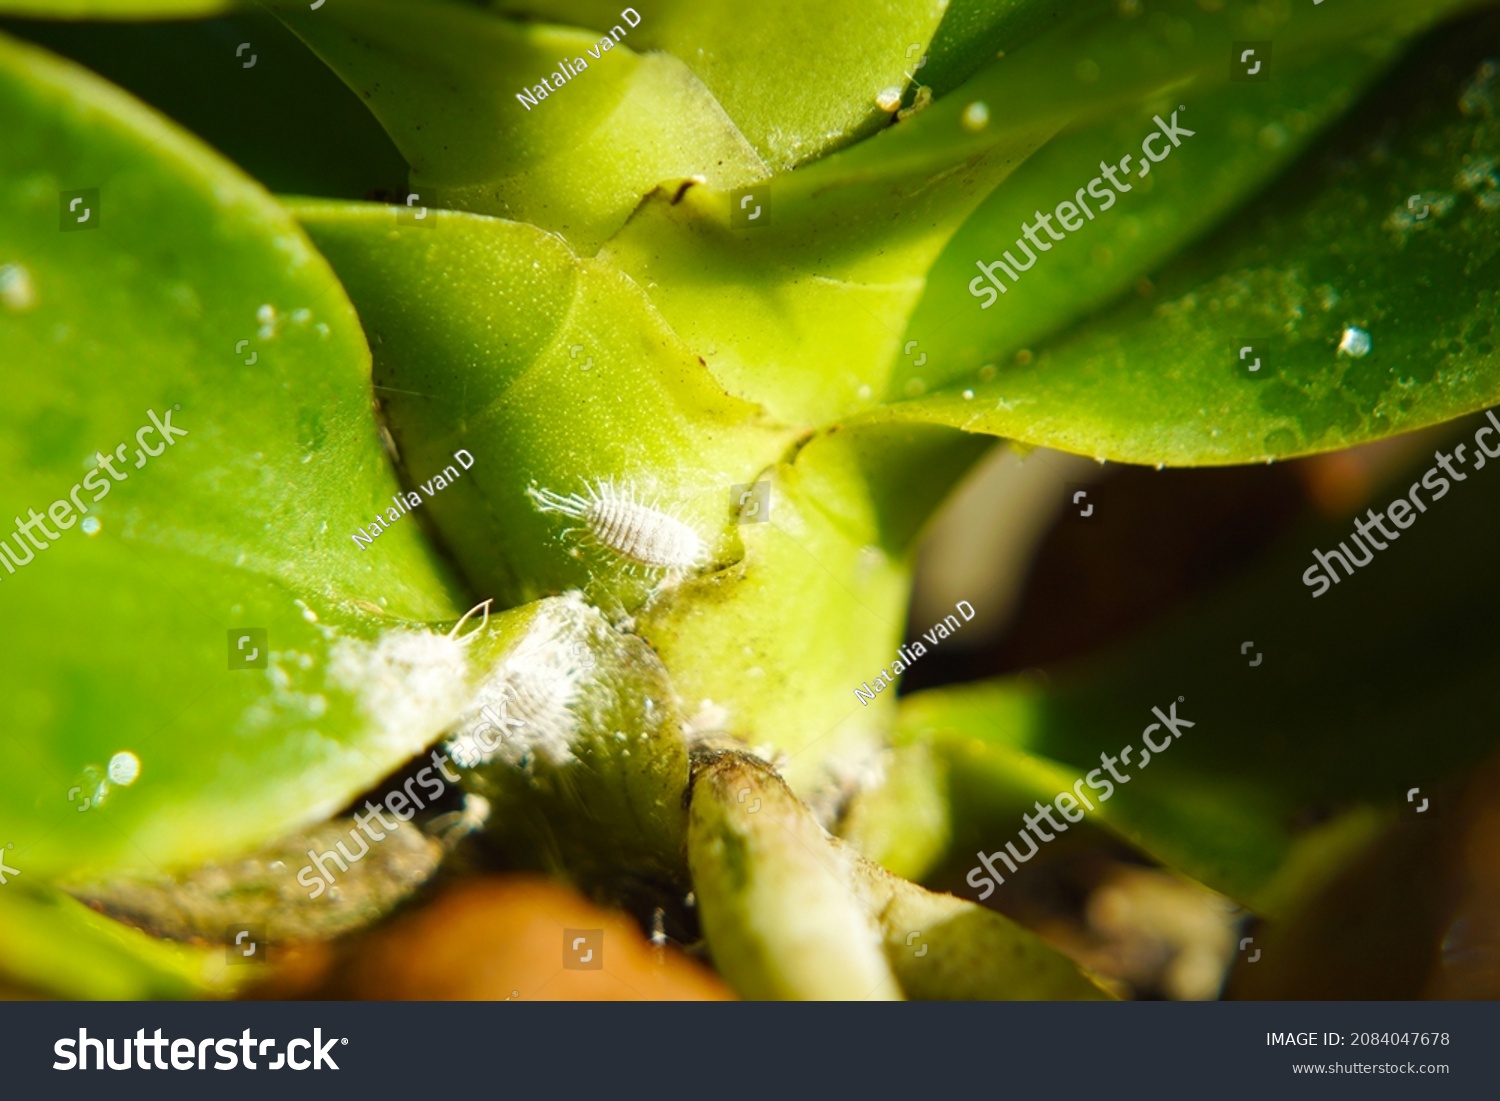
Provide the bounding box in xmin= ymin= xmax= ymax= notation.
xmin=596 ymin=0 xmax=1479 ymax=428
xmin=688 ymin=748 xmax=903 ymax=1000
xmin=863 ymin=854 xmax=1111 ymax=1000
xmin=859 ymin=10 xmax=1500 ymax=464
xmin=907 ymin=0 xmax=1480 ymax=143
xmin=293 ymin=201 xmax=970 ymax=787
xmin=489 ymin=0 xmax=950 ymax=171
xmin=269 ymin=0 xmax=764 ymax=250
xmin=0 ymin=34 xmax=471 ymax=879
xmin=598 ymin=110 xmax=1056 ymax=425
xmin=6 ymin=10 xmax=408 ymax=198
xmin=291 ymin=199 xmax=799 ymax=612
xmin=0 ymin=884 xmax=241 ymax=999
xmin=688 ymin=747 xmax=1108 ymax=1000
xmin=897 ymin=32 xmax=1410 ymax=398
xmin=918 ymin=0 xmax=1109 ymax=98
xmin=634 ymin=425 xmax=971 ymax=795
xmin=75 ymin=807 xmax=456 ymax=946
xmin=0 ymin=0 xmax=229 ymax=17
xmin=900 ymin=415 xmax=1500 ymax=910
xmin=836 ymin=742 xmax=951 ymax=881
xmin=293 ymin=195 xmax=988 ymax=787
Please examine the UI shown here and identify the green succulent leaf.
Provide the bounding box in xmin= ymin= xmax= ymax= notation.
xmin=291 ymin=199 xmax=798 ymax=612
xmin=688 ymin=748 xmax=903 ymax=1000
xmin=597 ymin=105 xmax=1056 ymax=426
xmin=914 ymin=0 xmax=1478 ymax=140
xmin=918 ymin=0 xmax=1108 ymax=98
xmin=0 ymin=34 xmax=471 ymax=880
xmin=864 ymin=856 xmax=1112 ymax=1000
xmin=488 ymin=0 xmax=950 ymax=171
xmin=900 ymin=415 xmax=1500 ymax=910
xmin=0 ymin=0 xmax=231 ymax=18
xmin=859 ymin=10 xmax=1500 ymax=464
xmin=688 ymin=747 xmax=1108 ymax=1000
xmin=0 ymin=884 xmax=240 ymax=999
xmin=634 ymin=425 xmax=937 ymax=793
xmin=297 ymin=195 xmax=1004 ymax=784
xmin=836 ymin=741 xmax=951 ymax=882
xmin=898 ymin=31 xmax=1410 ymax=397
xmin=7 ymin=10 xmax=408 ymax=198
xmin=268 ymin=0 xmax=765 ymax=251
xmin=597 ymin=0 xmax=1481 ymax=428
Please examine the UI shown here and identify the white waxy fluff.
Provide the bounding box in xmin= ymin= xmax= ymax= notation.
xmin=447 ymin=593 xmax=596 ymax=770
xmin=527 ymin=479 xmax=706 ymax=572
xmin=327 ymin=628 xmax=472 ymax=757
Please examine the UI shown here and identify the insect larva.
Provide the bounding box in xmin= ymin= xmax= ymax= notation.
xmin=527 ymin=479 xmax=706 ymax=572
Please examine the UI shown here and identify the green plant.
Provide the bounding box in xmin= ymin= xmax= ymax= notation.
xmin=2 ymin=0 xmax=1498 ymax=1000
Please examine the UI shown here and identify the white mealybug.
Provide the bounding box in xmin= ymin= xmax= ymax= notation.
xmin=527 ymin=479 xmax=707 ymax=573
xmin=446 ymin=593 xmax=596 ymax=771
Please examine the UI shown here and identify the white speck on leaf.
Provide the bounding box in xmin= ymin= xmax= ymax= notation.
xmin=1338 ymin=326 xmax=1372 ymax=358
